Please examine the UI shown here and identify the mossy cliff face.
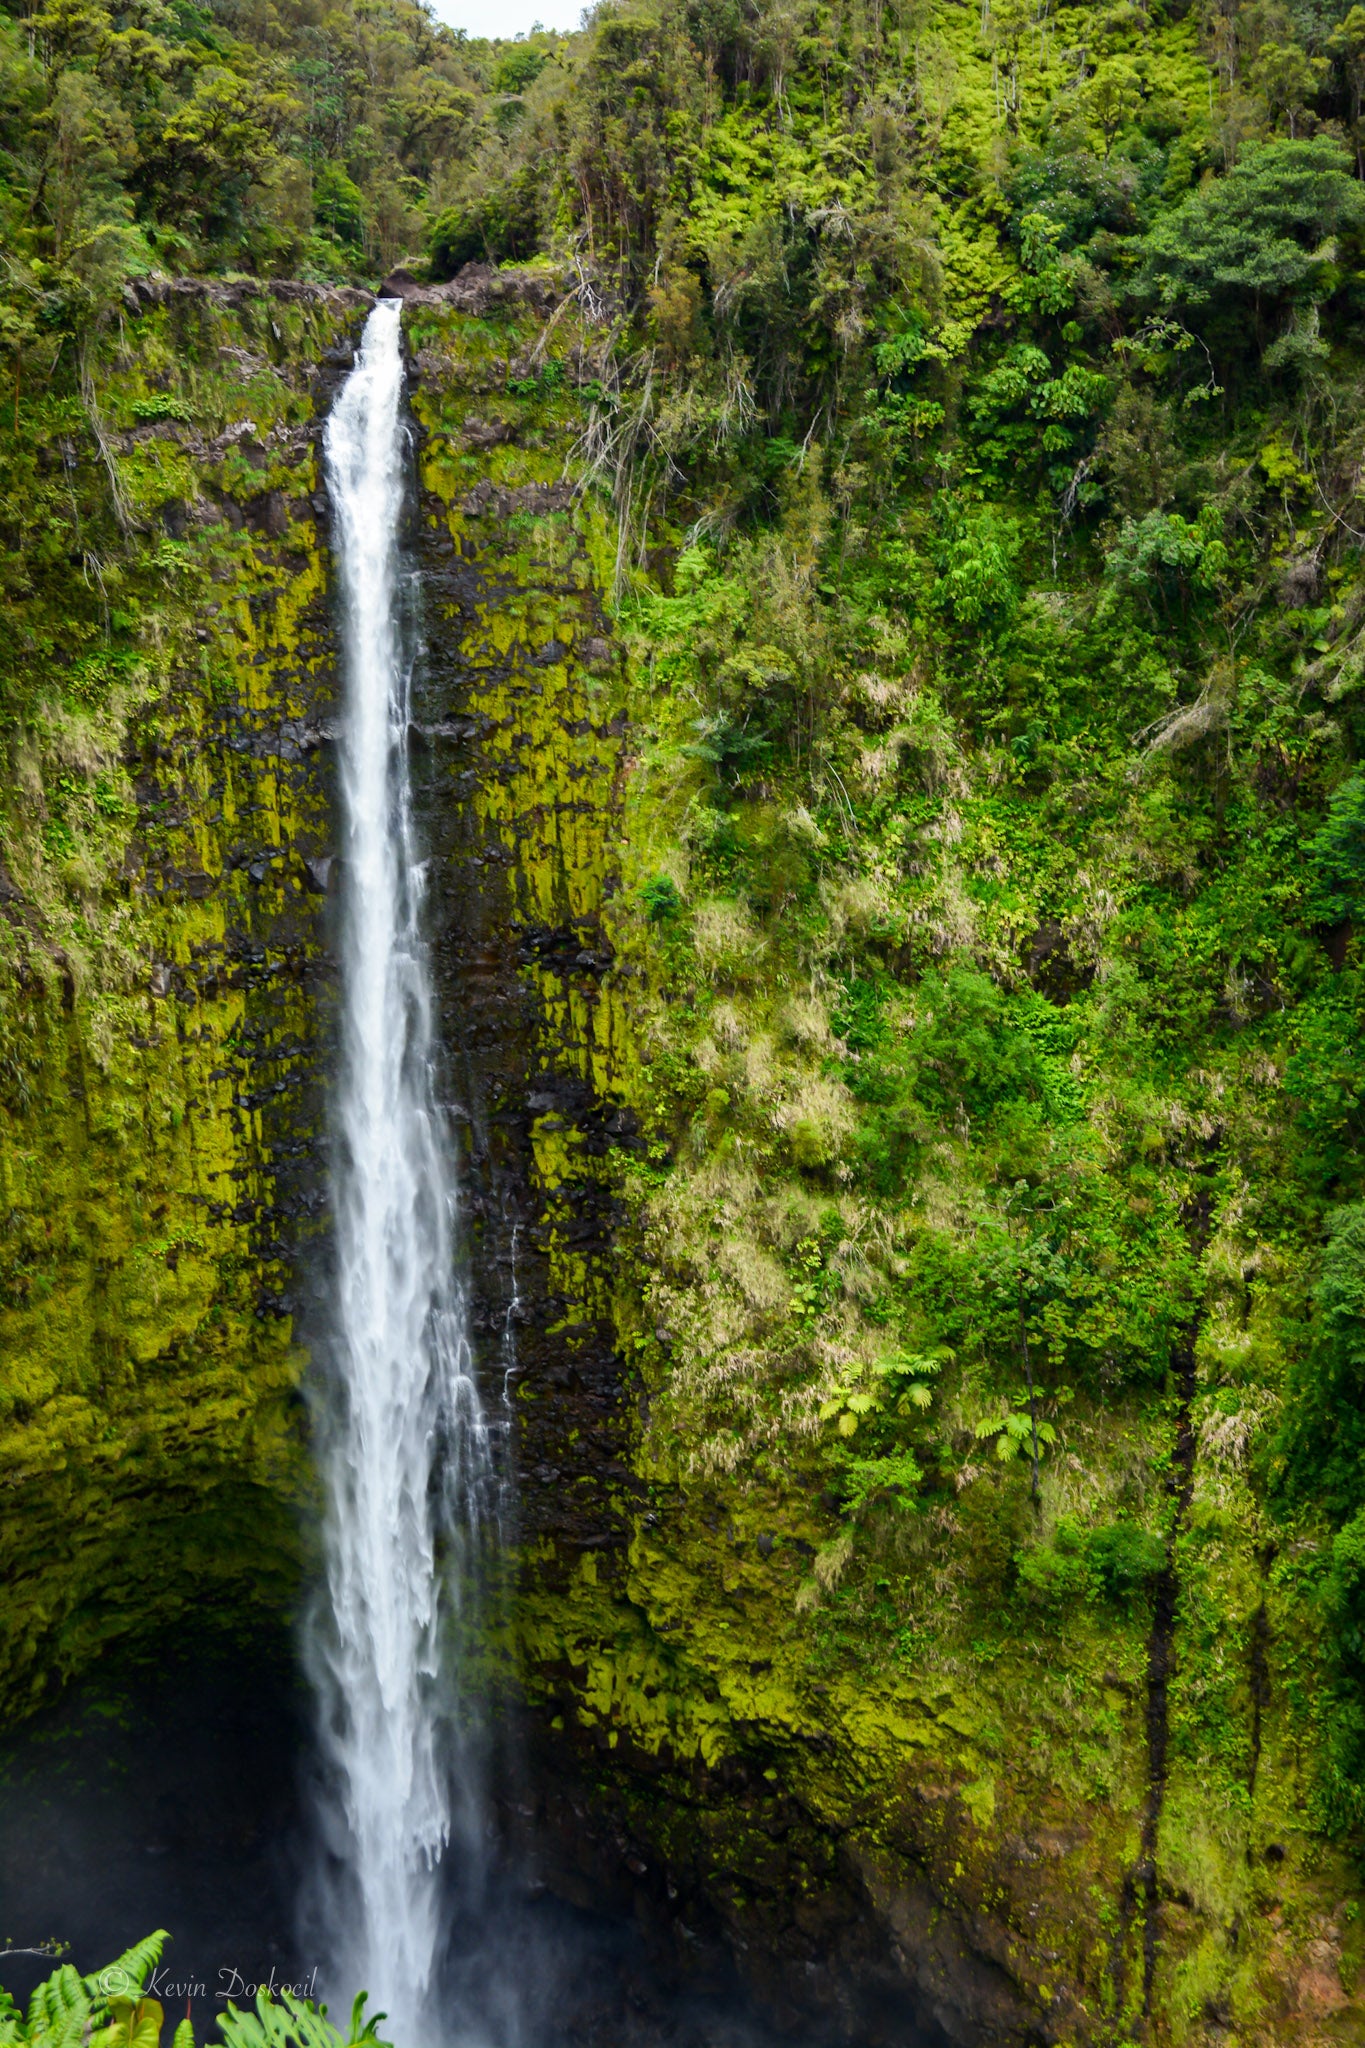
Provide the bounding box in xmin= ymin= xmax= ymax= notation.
xmin=0 ymin=280 xmax=370 ymax=1715
xmin=401 ymin=271 xmax=634 ymax=1558
xmin=402 ymin=280 xmax=1363 ymax=2048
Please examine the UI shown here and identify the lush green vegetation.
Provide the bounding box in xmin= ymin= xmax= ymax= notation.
xmin=0 ymin=1935 xmax=387 ymax=2048
xmin=427 ymin=0 xmax=1365 ymax=1870
xmin=0 ymin=0 xmax=564 ymax=291
xmin=0 ymin=0 xmax=562 ymax=890
xmin=0 ymin=0 xmax=561 ymax=985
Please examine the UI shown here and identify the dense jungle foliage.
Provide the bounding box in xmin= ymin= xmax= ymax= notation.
xmin=8 ymin=0 xmax=1365 ymax=1892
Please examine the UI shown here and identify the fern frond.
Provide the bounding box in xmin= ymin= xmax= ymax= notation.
xmin=84 ymin=1932 xmax=168 ymax=2003
xmin=217 ymin=1986 xmax=394 ymax=2048
xmin=344 ymin=1994 xmax=390 ymax=2047
xmin=28 ymin=1963 xmax=90 ymax=2048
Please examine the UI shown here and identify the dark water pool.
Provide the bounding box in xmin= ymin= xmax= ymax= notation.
xmin=0 ymin=1638 xmax=889 ymax=2048
xmin=0 ymin=1637 xmax=307 ymax=2030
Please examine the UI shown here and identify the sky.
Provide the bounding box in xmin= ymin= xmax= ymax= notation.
xmin=429 ymin=0 xmax=585 ymax=36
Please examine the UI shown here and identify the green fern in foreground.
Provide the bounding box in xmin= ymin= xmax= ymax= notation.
xmin=0 ymin=1936 xmax=389 ymax=2048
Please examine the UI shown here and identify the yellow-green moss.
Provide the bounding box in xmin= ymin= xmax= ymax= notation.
xmin=0 ymin=284 xmax=365 ymax=1715
xmin=407 ymin=286 xmax=1364 ymax=2045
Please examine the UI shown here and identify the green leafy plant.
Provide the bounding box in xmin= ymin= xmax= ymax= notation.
xmin=216 ymin=1992 xmax=388 ymax=2048
xmin=841 ymin=1447 xmax=926 ymax=1513
xmin=1104 ymin=506 xmax=1229 ymax=613
xmin=1086 ymin=1520 xmax=1166 ymax=1600
xmin=640 ymin=874 xmax=682 ymax=922
xmin=1308 ymin=772 xmax=1365 ymax=924
xmin=0 ymin=1939 xmax=390 ymax=2048
xmin=819 ymin=1347 xmax=949 ymax=1436
xmin=1135 ymin=138 xmax=1365 ymax=317
xmin=975 ymin=1397 xmax=1058 ymax=1465
xmin=128 ymin=395 xmax=191 ymax=424
xmin=929 ymin=499 xmax=1022 ymax=627
xmin=1 ymin=1934 xmax=169 ymax=2048
xmin=1013 ymin=1516 xmax=1164 ymax=1614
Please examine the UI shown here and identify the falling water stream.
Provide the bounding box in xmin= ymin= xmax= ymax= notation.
xmin=308 ymin=298 xmax=493 ymax=2048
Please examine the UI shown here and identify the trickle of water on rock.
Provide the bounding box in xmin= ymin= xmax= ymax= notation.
xmin=305 ymin=297 xmax=494 ymax=2048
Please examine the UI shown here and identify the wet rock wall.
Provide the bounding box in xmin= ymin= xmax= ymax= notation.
xmin=0 ymin=282 xmax=368 ymax=1714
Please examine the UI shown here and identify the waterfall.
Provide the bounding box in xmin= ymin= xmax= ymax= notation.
xmin=306 ymin=297 xmax=492 ymax=2048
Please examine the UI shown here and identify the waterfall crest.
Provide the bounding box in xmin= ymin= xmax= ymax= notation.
xmin=307 ymin=297 xmax=491 ymax=2048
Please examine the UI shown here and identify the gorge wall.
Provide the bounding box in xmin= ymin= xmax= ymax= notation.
xmin=398 ymin=278 xmax=1365 ymax=2048
xmin=0 ymin=263 xmax=1362 ymax=2048
xmin=0 ymin=279 xmax=368 ymax=1708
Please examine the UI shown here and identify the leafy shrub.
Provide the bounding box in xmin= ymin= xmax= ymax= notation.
xmin=831 ymin=977 xmax=888 ymax=1055
xmin=683 ymin=708 xmax=772 ymax=786
xmin=1086 ymin=1519 xmax=1165 ymax=1599
xmin=1279 ymin=1202 xmax=1365 ymax=1520
xmin=1015 ymin=1516 xmax=1092 ymax=1608
xmin=1104 ymin=506 xmax=1228 ymax=610
xmin=1331 ymin=1509 xmax=1365 ymax=1634
xmin=819 ymin=1349 xmax=948 ymax=1515
xmin=640 ymin=874 xmax=682 ymax=922
xmin=129 ymin=395 xmax=191 ymax=423
xmin=1308 ymin=772 xmax=1365 ymax=924
xmin=840 ymin=1447 xmax=925 ymax=1513
xmin=930 ymin=499 xmax=1021 ymax=627
xmin=1014 ymin=1517 xmax=1164 ymax=1613
xmin=1005 ymin=139 xmax=1139 ymax=250
xmin=1283 ymin=981 xmax=1365 ymax=1189
xmin=1134 ymin=138 xmax=1365 ymax=315
xmin=905 ymin=968 xmax=1047 ymax=1126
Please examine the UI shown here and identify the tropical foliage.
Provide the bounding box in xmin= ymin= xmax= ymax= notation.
xmin=0 ymin=1936 xmax=387 ymax=2048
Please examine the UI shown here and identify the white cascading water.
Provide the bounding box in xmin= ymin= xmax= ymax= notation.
xmin=308 ymin=297 xmax=492 ymax=2048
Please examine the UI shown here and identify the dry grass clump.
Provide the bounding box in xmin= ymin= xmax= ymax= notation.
xmin=777 ymin=993 xmax=834 ymax=1051
xmin=770 ymin=1072 xmax=855 ymax=1169
xmin=820 ymin=872 xmax=898 ymax=943
xmin=710 ymin=999 xmax=748 ymax=1048
xmin=715 ymin=1233 xmax=789 ymax=1313
xmin=692 ymin=897 xmax=765 ymax=979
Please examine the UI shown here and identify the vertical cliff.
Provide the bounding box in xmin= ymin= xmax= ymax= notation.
xmin=402 ymin=269 xmax=634 ymax=1570
xmin=0 ymin=281 xmax=368 ymax=1712
xmin=400 ymin=275 xmax=1365 ymax=2048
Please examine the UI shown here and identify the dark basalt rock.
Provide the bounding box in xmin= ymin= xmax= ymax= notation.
xmin=123 ymin=275 xmax=375 ymax=314
xmin=380 ymin=262 xmax=564 ymax=315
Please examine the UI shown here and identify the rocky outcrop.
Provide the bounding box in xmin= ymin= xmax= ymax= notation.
xmin=380 ymin=262 xmax=564 ymax=314
xmin=123 ymin=276 xmax=374 ymax=315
